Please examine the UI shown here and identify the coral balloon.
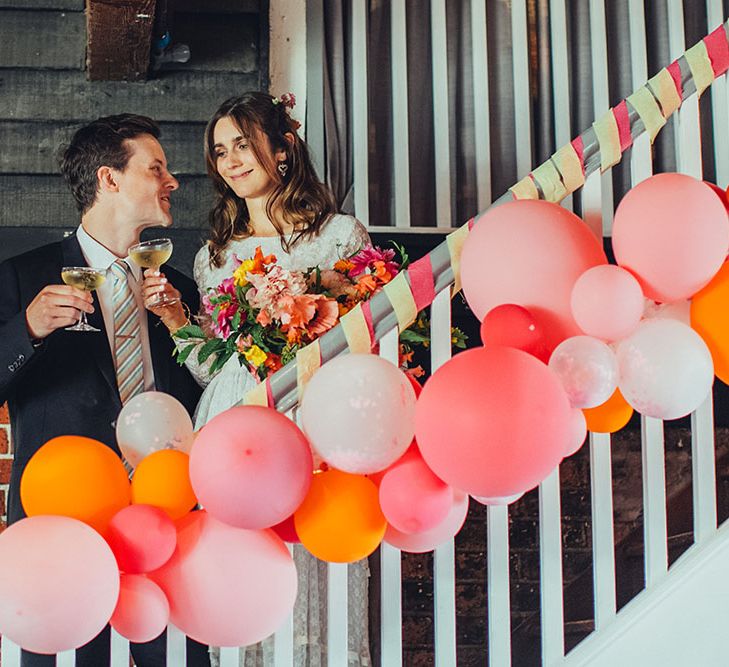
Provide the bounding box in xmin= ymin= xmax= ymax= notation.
xmin=116 ymin=391 xmax=194 ymax=468
xmin=106 ymin=504 xmax=177 ymax=574
xmin=0 ymin=516 xmax=119 ymax=654
xmin=571 ymin=265 xmax=644 ymax=341
xmin=691 ymin=260 xmax=729 ymax=385
xmin=294 ymin=469 xmax=386 ymax=562
xmin=415 ymin=347 xmax=572 ymax=498
xmin=612 ymin=173 xmax=729 ymax=302
xmin=472 ymin=493 xmax=524 ymax=506
xmin=565 ymin=408 xmax=588 ymax=457
xmin=271 ymin=514 xmax=300 ymax=543
xmin=384 ymin=491 xmax=469 ymax=553
xmin=617 ymin=319 xmax=714 ymax=419
xmin=111 ymin=574 xmax=169 ymax=643
xmin=548 ymin=336 xmax=619 ymax=408
xmin=480 ymin=304 xmax=548 ymax=361
xmin=189 ymin=406 xmax=312 ymax=529
xmin=151 ymin=511 xmax=297 ymax=647
xmin=131 ymin=450 xmax=197 ymax=520
xmin=461 ymin=200 xmax=607 ymax=353
xmin=20 ymin=435 xmax=130 ymax=535
xmin=583 ymin=389 xmax=633 ymax=434
xmin=379 ymin=447 xmax=453 ymax=534
xmin=300 ymin=354 xmax=417 ymax=474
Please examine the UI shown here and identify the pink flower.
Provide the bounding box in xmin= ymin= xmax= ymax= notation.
xmin=246 ymin=265 xmax=308 ymax=325
xmin=316 ymin=269 xmax=360 ymax=299
xmin=349 ymin=245 xmax=399 ymax=278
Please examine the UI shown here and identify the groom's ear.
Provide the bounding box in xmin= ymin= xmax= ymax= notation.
xmin=97 ymin=166 xmax=119 ymax=193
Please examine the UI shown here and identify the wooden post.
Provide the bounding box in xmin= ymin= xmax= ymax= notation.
xmin=86 ymin=0 xmax=157 ymax=81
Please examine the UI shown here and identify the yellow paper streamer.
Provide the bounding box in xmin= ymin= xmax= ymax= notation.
xmin=446 ymin=222 xmax=470 ymax=295
xmin=509 ymin=175 xmax=540 ymax=200
xmin=383 ymin=271 xmax=417 ymax=331
xmin=243 ymin=380 xmax=268 ymax=406
xmin=340 ymin=303 xmax=373 ymax=354
xmin=685 ymin=41 xmax=714 ymax=97
xmin=593 ymin=110 xmax=622 ymax=172
xmin=627 ymin=86 xmax=666 ymax=142
xmin=552 ymin=143 xmax=584 ymax=194
xmin=296 ymin=340 xmax=322 ymax=402
xmin=532 ymin=160 xmax=568 ymax=203
xmin=648 ymin=68 xmax=682 ymax=118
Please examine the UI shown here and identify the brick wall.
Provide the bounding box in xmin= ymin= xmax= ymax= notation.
xmin=0 ymin=403 xmax=9 ymax=530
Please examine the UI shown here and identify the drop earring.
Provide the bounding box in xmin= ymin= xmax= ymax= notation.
xmin=277 ymin=161 xmax=289 ymax=178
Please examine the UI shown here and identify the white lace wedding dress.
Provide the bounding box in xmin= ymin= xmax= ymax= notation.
xmin=179 ymin=214 xmax=372 ymax=667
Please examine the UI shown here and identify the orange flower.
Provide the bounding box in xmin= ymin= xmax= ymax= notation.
xmin=334 ymin=258 xmax=355 ymax=273
xmin=355 ymin=274 xmax=378 ymax=295
xmin=372 ymin=260 xmax=394 ymax=284
xmin=306 ymin=298 xmax=339 ymax=337
xmin=250 ymin=246 xmax=276 ymax=275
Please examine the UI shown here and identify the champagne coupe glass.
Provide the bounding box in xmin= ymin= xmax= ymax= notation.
xmin=61 ymin=267 xmax=106 ymax=332
xmin=127 ymin=238 xmax=179 ymax=306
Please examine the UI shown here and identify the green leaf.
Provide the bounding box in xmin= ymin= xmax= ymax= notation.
xmin=175 ymin=343 xmax=197 ymax=365
xmin=399 ymin=329 xmax=430 ymax=344
xmin=197 ymin=338 xmax=225 ymax=363
xmin=209 ymin=348 xmax=234 ymax=375
xmin=174 ymin=324 xmax=206 ymax=340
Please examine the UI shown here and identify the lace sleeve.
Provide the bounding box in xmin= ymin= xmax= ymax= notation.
xmin=172 ymin=246 xmax=218 ymax=388
xmin=336 ymin=216 xmax=372 ymax=258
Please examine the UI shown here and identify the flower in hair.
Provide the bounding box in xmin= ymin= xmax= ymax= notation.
xmin=273 ymin=92 xmax=296 ymax=110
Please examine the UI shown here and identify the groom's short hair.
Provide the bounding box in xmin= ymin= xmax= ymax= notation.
xmin=59 ymin=113 xmax=161 ymax=214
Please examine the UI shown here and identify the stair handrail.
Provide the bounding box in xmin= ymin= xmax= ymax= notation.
xmin=240 ymin=20 xmax=729 ymax=413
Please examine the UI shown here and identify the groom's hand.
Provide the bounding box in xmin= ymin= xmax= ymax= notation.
xmin=26 ymin=285 xmax=94 ymax=339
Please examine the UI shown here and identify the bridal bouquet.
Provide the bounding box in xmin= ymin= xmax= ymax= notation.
xmin=175 ymin=243 xmax=465 ymax=381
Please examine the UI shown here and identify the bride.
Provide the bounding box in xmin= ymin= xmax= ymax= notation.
xmin=143 ymin=91 xmax=371 ymax=666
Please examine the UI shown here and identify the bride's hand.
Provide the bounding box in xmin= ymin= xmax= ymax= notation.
xmin=141 ymin=269 xmax=188 ymax=332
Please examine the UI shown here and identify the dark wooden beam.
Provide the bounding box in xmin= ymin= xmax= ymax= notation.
xmin=86 ymin=0 xmax=156 ymax=81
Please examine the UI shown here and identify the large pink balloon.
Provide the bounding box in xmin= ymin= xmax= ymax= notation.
xmin=150 ymin=511 xmax=297 ymax=647
xmin=384 ymin=491 xmax=469 ymax=553
xmin=111 ymin=574 xmax=169 ymax=643
xmin=300 ymin=354 xmax=417 ymax=474
xmin=0 ymin=516 xmax=119 ymax=654
xmin=379 ymin=446 xmax=453 ymax=534
xmin=571 ymin=265 xmax=644 ymax=341
xmin=106 ymin=504 xmax=177 ymax=574
xmin=461 ymin=200 xmax=607 ymax=353
xmin=415 ymin=347 xmax=572 ymax=497
xmin=613 ymin=173 xmax=729 ymax=303
xmin=190 ymin=406 xmax=312 ymax=529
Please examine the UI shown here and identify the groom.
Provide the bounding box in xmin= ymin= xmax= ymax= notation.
xmin=0 ymin=115 xmax=209 ymax=666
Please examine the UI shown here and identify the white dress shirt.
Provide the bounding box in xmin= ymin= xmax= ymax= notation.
xmin=75 ymin=224 xmax=156 ymax=392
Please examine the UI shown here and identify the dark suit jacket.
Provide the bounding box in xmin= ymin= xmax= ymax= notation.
xmin=0 ymin=232 xmax=202 ymax=524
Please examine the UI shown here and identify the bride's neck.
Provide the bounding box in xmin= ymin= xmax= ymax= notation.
xmin=245 ymin=194 xmax=294 ymax=237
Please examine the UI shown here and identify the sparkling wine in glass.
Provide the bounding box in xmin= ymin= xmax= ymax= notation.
xmin=128 ymin=238 xmax=179 ymax=306
xmin=61 ymin=267 xmax=105 ymax=332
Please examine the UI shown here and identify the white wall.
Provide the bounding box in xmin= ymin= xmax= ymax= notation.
xmin=566 ymin=524 xmax=729 ymax=666
xmin=268 ymin=0 xmax=307 ymax=132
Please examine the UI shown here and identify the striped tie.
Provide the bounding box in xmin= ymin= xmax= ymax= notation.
xmin=110 ymin=259 xmax=144 ymax=404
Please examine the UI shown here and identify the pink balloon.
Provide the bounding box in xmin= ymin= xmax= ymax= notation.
xmin=571 ymin=265 xmax=644 ymax=341
xmin=0 ymin=516 xmax=119 ymax=654
xmin=190 ymin=406 xmax=312 ymax=529
xmin=565 ymin=408 xmax=587 ymax=457
xmin=480 ymin=304 xmax=549 ymax=361
xmin=151 ymin=511 xmax=297 ymax=647
xmin=384 ymin=491 xmax=469 ymax=553
xmin=548 ymin=336 xmax=618 ymax=408
xmin=415 ymin=347 xmax=572 ymax=497
xmin=106 ymin=504 xmax=177 ymax=574
xmin=300 ymin=354 xmax=417 ymax=474
xmin=461 ymin=200 xmax=607 ymax=353
xmin=472 ymin=492 xmax=524 ymax=506
xmin=379 ymin=446 xmax=453 ymax=534
xmin=110 ymin=574 xmax=169 ymax=643
xmin=613 ymin=173 xmax=729 ymax=302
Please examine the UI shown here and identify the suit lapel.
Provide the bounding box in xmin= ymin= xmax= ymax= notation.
xmin=61 ymin=234 xmax=120 ymax=406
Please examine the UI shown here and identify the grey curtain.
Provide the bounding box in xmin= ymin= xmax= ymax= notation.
xmin=319 ymin=0 xmax=728 ymax=229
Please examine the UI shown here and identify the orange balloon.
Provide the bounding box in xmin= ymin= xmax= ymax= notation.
xmin=294 ymin=469 xmax=386 ymax=563
xmin=691 ymin=260 xmax=729 ymax=384
xmin=582 ymin=388 xmax=633 ymax=434
xmin=131 ymin=450 xmax=197 ymax=520
xmin=20 ymin=435 xmax=130 ymax=535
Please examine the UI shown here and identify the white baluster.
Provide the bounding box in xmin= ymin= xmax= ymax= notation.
xmin=327 ymin=563 xmax=349 ymax=664
xmin=166 ymin=624 xmax=186 ymax=666
xmin=511 ymin=0 xmax=532 ymax=180
xmin=56 ymin=649 xmax=75 ymax=667
xmin=273 ymin=542 xmax=295 ymax=666
xmin=707 ymin=0 xmax=729 ymax=185
xmin=692 ymin=394 xmax=718 ymax=544
xmin=431 ymin=0 xmax=452 ymax=228
xmin=391 ymin=0 xmax=411 ymax=228
xmin=352 ymin=0 xmax=370 ymax=224
xmin=110 ymin=627 xmax=130 ymax=667
xmin=549 ymin=0 xmax=572 ymax=210
xmin=487 ymin=504 xmax=511 ymax=667
xmin=642 ymin=416 xmax=668 ymax=586
xmin=219 ymin=646 xmax=239 ymax=667
xmin=470 ymin=0 xmax=492 ymax=211
xmin=0 ymin=636 xmax=20 ymax=667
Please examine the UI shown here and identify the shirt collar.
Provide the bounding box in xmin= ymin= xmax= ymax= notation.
xmin=75 ymin=224 xmax=141 ymax=280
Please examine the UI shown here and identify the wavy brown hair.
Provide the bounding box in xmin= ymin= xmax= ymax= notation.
xmin=204 ymin=92 xmax=336 ymax=267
